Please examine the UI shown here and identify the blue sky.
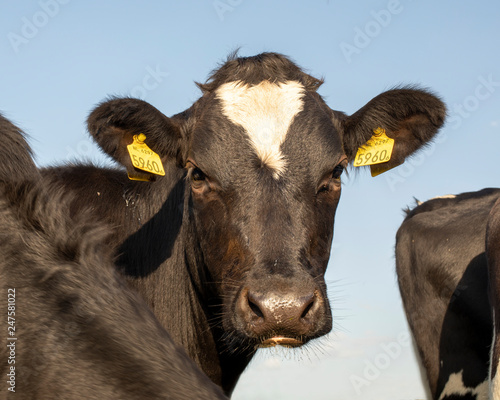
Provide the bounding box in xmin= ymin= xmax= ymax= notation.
xmin=2 ymin=1 xmax=500 ymax=399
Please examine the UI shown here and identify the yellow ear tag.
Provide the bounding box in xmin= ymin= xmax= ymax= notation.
xmin=354 ymin=128 xmax=395 ymax=175
xmin=369 ymin=159 xmax=401 ymax=177
xmin=126 ymin=134 xmax=165 ymax=179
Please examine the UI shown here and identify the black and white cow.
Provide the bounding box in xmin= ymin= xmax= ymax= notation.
xmin=0 ymin=113 xmax=227 ymax=399
xmin=42 ymin=52 xmax=446 ymax=394
xmin=487 ymin=196 xmax=500 ymax=399
xmin=396 ymin=188 xmax=500 ymax=399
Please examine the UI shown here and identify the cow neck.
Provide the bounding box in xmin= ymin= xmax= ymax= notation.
xmin=118 ymin=165 xmax=232 ymax=389
xmin=183 ymin=229 xmax=253 ymax=394
xmin=180 ymin=197 xmax=257 ymax=394
xmin=114 ymin=162 xmax=185 ymax=277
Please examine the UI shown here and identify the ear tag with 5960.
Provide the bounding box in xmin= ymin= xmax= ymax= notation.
xmin=126 ymin=134 xmax=165 ymax=178
xmin=353 ymin=127 xmax=394 ymax=168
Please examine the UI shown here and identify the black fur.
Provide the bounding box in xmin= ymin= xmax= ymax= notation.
xmin=197 ymin=52 xmax=324 ymax=93
xmin=0 ymin=117 xmax=226 ymax=399
xmin=0 ymin=113 xmax=37 ymax=181
xmin=396 ymin=188 xmax=500 ymax=399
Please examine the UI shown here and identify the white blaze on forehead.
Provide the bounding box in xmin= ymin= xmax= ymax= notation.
xmin=216 ymin=80 xmax=305 ymax=178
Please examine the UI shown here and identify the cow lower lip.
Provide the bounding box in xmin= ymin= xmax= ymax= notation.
xmin=259 ymin=336 xmax=303 ymax=348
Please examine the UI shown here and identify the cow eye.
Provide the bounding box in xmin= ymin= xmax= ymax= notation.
xmin=332 ymin=165 xmax=344 ymax=180
xmin=186 ymin=160 xmax=211 ymax=194
xmin=317 ymin=164 xmax=345 ymax=194
xmin=191 ymin=167 xmax=206 ymax=182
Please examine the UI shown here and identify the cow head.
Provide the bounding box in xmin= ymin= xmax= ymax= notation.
xmin=87 ymin=53 xmax=445 ymax=349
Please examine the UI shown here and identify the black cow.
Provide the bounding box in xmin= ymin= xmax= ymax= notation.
xmin=42 ymin=52 xmax=446 ymax=394
xmin=487 ymin=197 xmax=500 ymax=399
xmin=0 ymin=114 xmax=226 ymax=399
xmin=396 ymin=188 xmax=500 ymax=399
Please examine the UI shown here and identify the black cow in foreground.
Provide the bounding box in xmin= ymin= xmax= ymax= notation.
xmin=396 ymin=188 xmax=500 ymax=399
xmin=0 ymin=114 xmax=226 ymax=399
xmin=41 ymin=52 xmax=446 ymax=394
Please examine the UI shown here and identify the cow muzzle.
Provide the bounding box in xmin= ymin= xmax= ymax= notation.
xmin=233 ymin=282 xmax=331 ymax=347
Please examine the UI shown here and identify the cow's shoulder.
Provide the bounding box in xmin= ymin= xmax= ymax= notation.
xmin=403 ymin=188 xmax=500 ymax=224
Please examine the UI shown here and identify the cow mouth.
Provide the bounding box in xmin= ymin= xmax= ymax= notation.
xmin=258 ymin=336 xmax=304 ymax=348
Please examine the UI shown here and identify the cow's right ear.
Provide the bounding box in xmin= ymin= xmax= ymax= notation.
xmin=87 ymin=98 xmax=183 ymax=178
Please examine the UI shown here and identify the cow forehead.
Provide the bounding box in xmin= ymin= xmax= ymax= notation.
xmin=215 ymin=80 xmax=305 ymax=179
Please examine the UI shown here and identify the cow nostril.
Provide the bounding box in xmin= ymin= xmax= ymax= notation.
xmin=248 ymin=297 xmax=264 ymax=319
xmin=300 ymin=297 xmax=315 ymax=320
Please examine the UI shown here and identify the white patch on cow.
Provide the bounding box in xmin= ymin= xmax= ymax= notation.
xmin=491 ymin=359 xmax=500 ymax=399
xmin=490 ymin=311 xmax=500 ymax=399
xmin=216 ymin=80 xmax=305 ymax=178
xmin=430 ymin=194 xmax=457 ymax=201
xmin=438 ymin=370 xmax=488 ymax=400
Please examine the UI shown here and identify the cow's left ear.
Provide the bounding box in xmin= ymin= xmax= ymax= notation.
xmin=337 ymin=88 xmax=446 ymax=169
xmin=87 ymin=97 xmax=184 ymax=179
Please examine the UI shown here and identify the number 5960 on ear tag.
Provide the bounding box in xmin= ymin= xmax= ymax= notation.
xmin=354 ymin=127 xmax=394 ymax=167
xmin=127 ymin=134 xmax=165 ymax=176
